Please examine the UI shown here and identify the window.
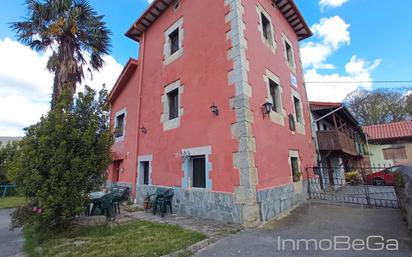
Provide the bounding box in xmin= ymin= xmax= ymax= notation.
xmin=169 ymin=28 xmax=179 ymax=55
xmin=167 ymin=89 xmax=179 ymax=120
xmin=269 ymin=79 xmax=280 ymax=112
xmin=115 ymin=113 xmax=125 ymax=138
xmin=293 ymin=96 xmax=303 ymax=123
xmin=163 ymin=18 xmax=184 ymax=65
xmin=173 ymin=0 xmax=180 ymax=10
xmin=191 ymin=156 xmax=206 ymax=188
xmin=291 ymin=157 xmax=300 ymax=182
xmin=161 ymin=80 xmax=183 ymax=131
xmin=285 ymin=41 xmax=294 ymax=67
xmin=141 ymin=161 xmax=150 ymax=185
xmin=322 ymin=124 xmax=328 ymax=131
xmin=383 ymin=147 xmax=407 ymax=160
xmin=261 ymin=13 xmax=271 ymax=41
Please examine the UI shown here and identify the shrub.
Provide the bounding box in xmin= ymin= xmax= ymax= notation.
xmin=9 ymin=87 xmax=113 ymax=232
xmin=345 ymin=170 xmax=361 ymax=185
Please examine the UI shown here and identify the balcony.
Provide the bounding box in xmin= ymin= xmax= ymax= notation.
xmin=316 ymin=130 xmax=359 ymax=156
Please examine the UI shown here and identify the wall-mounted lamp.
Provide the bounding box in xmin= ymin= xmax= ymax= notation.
xmin=210 ymin=103 xmax=219 ymax=116
xmin=262 ymin=101 xmax=273 ymax=119
xmin=140 ymin=127 xmax=147 ymax=134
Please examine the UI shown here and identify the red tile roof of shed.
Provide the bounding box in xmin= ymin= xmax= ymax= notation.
xmin=363 ymin=121 xmax=412 ymax=141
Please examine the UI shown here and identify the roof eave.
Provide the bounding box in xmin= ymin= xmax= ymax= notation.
xmin=126 ymin=0 xmax=312 ymax=43
xmin=108 ymin=58 xmax=138 ymax=103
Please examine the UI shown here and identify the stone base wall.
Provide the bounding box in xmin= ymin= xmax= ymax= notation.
xmin=396 ymin=170 xmax=412 ymax=231
xmin=106 ymin=181 xmax=133 ymax=191
xmin=257 ymin=182 xmax=308 ymax=222
xmin=136 ymin=185 xmax=241 ymax=224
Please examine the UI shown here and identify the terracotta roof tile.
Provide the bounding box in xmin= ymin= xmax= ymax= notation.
xmin=363 ymin=121 xmax=412 ymax=141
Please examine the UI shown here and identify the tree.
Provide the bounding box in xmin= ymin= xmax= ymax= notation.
xmin=11 ymin=0 xmax=111 ymax=107
xmin=0 ymin=141 xmax=19 ymax=185
xmin=9 ymin=86 xmax=113 ymax=232
xmin=345 ymin=88 xmax=410 ymax=125
xmin=407 ymin=94 xmax=412 ymax=116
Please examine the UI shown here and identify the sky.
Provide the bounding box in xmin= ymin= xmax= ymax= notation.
xmin=0 ymin=0 xmax=411 ymax=136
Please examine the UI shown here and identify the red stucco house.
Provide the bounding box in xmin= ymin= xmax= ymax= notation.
xmin=108 ymin=0 xmax=315 ymax=226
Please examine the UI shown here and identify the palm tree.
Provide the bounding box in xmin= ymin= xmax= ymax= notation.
xmin=11 ymin=0 xmax=111 ymax=107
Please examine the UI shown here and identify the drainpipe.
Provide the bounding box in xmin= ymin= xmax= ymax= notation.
xmin=134 ymin=32 xmax=146 ymax=201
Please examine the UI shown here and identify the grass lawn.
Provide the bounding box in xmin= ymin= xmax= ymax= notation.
xmin=0 ymin=196 xmax=26 ymax=209
xmin=25 ymin=220 xmax=207 ymax=257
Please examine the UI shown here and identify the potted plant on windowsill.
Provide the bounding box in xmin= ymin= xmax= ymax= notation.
xmin=293 ymin=172 xmax=302 ymax=182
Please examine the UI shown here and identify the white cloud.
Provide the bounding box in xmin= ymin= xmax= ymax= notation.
xmin=147 ymin=0 xmax=154 ymax=4
xmin=0 ymin=37 xmax=123 ymax=136
xmin=301 ymin=16 xmax=350 ymax=69
xmin=311 ymin=16 xmax=350 ymax=50
xmin=306 ymin=56 xmax=382 ymax=102
xmin=320 ymin=0 xmax=349 ymax=10
xmin=300 ymin=15 xmax=381 ymax=102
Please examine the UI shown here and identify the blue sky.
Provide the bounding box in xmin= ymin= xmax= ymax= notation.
xmin=0 ymin=0 xmax=411 ymax=135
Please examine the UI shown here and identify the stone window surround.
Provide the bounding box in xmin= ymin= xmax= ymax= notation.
xmin=114 ymin=108 xmax=127 ymax=143
xmin=263 ymin=69 xmax=286 ymax=126
xmin=256 ymin=3 xmax=277 ymax=53
xmin=161 ymin=80 xmax=184 ymax=131
xmin=181 ymin=146 xmax=212 ymax=190
xmin=282 ymin=33 xmax=297 ymax=74
xmin=288 ymin=150 xmax=303 ymax=191
xmin=137 ymin=155 xmax=153 ymax=185
xmin=291 ymin=89 xmax=305 ymax=135
xmin=163 ymin=17 xmax=184 ymax=65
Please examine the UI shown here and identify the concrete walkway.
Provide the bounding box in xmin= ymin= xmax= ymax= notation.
xmin=196 ymin=202 xmax=412 ymax=257
xmin=0 ymin=209 xmax=24 ymax=257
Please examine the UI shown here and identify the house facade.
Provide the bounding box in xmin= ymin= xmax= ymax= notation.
xmin=364 ymin=121 xmax=412 ymax=167
xmin=108 ymin=0 xmax=314 ymax=226
xmin=310 ymin=102 xmax=368 ymax=185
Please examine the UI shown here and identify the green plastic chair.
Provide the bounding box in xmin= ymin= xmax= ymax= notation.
xmin=150 ymin=188 xmax=166 ymax=215
xmin=93 ymin=193 xmax=114 ymax=218
xmin=153 ymin=189 xmax=174 ymax=217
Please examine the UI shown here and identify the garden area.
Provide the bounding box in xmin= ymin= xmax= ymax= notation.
xmin=0 ymin=196 xmax=25 ymax=210
xmin=23 ymin=220 xmax=206 ymax=257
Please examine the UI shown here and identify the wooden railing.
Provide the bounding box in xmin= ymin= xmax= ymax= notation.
xmin=317 ymin=130 xmax=359 ymax=156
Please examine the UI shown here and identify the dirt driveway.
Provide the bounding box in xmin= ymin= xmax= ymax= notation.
xmin=196 ymin=202 xmax=412 ymax=257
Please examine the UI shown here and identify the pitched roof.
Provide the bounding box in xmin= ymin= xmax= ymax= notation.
xmin=309 ymin=101 xmax=363 ymax=133
xmin=108 ymin=58 xmax=138 ymax=103
xmin=309 ymin=101 xmax=342 ymax=111
xmin=363 ymin=121 xmax=412 ymax=142
xmin=126 ymin=0 xmax=312 ymax=42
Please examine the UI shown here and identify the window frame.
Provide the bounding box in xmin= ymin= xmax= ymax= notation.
xmin=289 ymin=150 xmax=301 ymax=182
xmin=291 ymin=89 xmax=305 ymax=135
xmin=293 ymin=96 xmax=303 ymax=123
xmin=282 ymin=33 xmax=296 ymax=73
xmin=163 ymin=18 xmax=184 ymax=65
xmin=113 ymin=108 xmax=127 ymax=142
xmin=264 ymin=69 xmax=285 ymax=126
xmin=169 ymin=28 xmax=180 ymax=55
xmin=383 ymin=147 xmax=407 ymax=160
xmin=256 ymin=4 xmax=277 ymax=52
xmin=190 ymin=155 xmax=206 ymax=189
xmin=161 ymin=80 xmax=184 ymax=131
xmin=167 ymin=88 xmax=179 ymax=120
